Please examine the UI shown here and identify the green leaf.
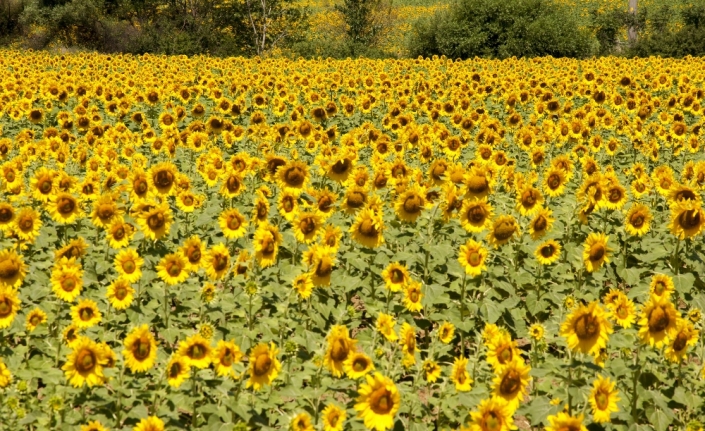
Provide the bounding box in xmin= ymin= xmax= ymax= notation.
xmin=648 ymin=409 xmax=669 ymax=431
xmin=672 ymin=273 xmax=695 ymax=295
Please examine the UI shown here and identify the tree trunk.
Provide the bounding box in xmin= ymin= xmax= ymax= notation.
xmin=628 ymin=0 xmax=638 ymax=43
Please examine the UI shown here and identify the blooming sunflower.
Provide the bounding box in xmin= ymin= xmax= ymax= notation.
xmin=560 ymin=301 xmax=613 ymax=357
xmin=402 ymin=281 xmax=423 ymax=313
xmin=468 ymin=397 xmax=516 ymax=431
xmin=218 ymin=208 xmax=248 ymax=239
xmin=381 ymin=262 xmax=410 ymax=292
xmin=486 ymin=332 xmax=520 ymax=370
xmin=624 ymin=203 xmax=652 ymax=236
xmin=582 ymin=232 xmax=611 ymax=272
xmin=608 ymin=295 xmax=636 ymax=328
xmin=166 ymin=354 xmax=190 ymax=388
xmin=544 ymin=413 xmax=587 ymax=431
xmin=0 ymin=357 xmax=11 ymax=388
xmin=123 ymin=325 xmax=157 ymax=373
xmin=669 ymin=200 xmax=705 ymax=239
xmin=0 ymin=202 xmax=16 ymax=233
xmin=394 ymin=185 xmax=426 ymax=222
xmin=376 ymin=313 xmax=397 ymax=342
xmin=422 ymin=359 xmax=442 ymax=383
xmin=25 ymin=308 xmax=47 ymax=332
xmin=438 ymin=322 xmax=455 ymax=344
xmin=106 ymin=278 xmax=134 ymax=310
xmin=277 ymin=160 xmax=309 ymax=195
xmin=649 ymin=274 xmax=675 ymax=300
xmin=516 ymin=185 xmax=543 ymax=216
xmin=664 ymin=318 xmax=699 ymax=363
xmin=354 ymin=373 xmax=401 ymax=431
xmin=254 ymin=226 xmax=280 ymax=268
xmin=62 ymin=336 xmax=107 ymax=387
xmin=137 ymin=202 xmax=173 ymax=241
xmin=492 ymin=359 xmax=531 ymax=413
xmin=324 ymin=325 xmax=357 ymax=377
xmin=459 ymin=198 xmax=493 ymax=233
xmin=157 ymin=253 xmax=189 ymax=285
xmin=175 ymin=190 xmax=204 ymax=213
xmin=204 ymin=243 xmax=230 ymax=280
xmin=344 ymin=351 xmax=375 ymax=379
xmin=0 ymin=248 xmax=27 ymax=289
xmin=211 ymin=339 xmax=243 ymax=377
xmin=638 ymin=295 xmax=679 ymax=348
xmin=292 ymin=273 xmax=314 ymax=299
xmin=528 ymin=208 xmax=554 ymax=240
xmin=80 ymin=420 xmax=109 ymax=431
xmin=219 ymin=171 xmax=246 ymax=199
xmin=13 ymin=207 xmax=41 ymax=242
xmin=30 ymin=167 xmax=56 ymax=202
xmin=543 ymin=167 xmax=567 ymax=197
xmin=293 ymin=211 xmax=323 ymax=244
xmin=589 ymin=375 xmax=620 ymax=423
xmin=90 ymin=194 xmax=122 ymax=229
xmin=535 ymin=239 xmax=561 ymax=265
xmin=529 ymin=324 xmax=545 ymax=341
xmin=246 ymin=342 xmax=281 ymax=391
xmin=148 ymin=162 xmax=178 ymax=196
xmin=106 ymin=218 xmax=135 ymax=249
xmin=56 ymin=238 xmax=89 ymax=261
xmin=132 ymin=416 xmax=165 ymax=431
xmin=180 ymin=236 xmax=205 ymax=272
xmin=487 ymin=215 xmax=519 ymax=248
xmin=62 ymin=323 xmax=82 ymax=347
xmin=290 ymin=412 xmax=315 ymax=431
xmin=322 ymin=403 xmax=346 ymax=431
xmin=71 ymin=299 xmax=102 ymax=329
xmin=177 ymin=334 xmax=212 ymax=369
xmin=0 ymin=287 xmax=20 ymax=329
xmin=114 ymin=248 xmax=144 ymax=283
xmin=303 ymin=245 xmax=335 ymax=287
xmin=48 ymin=192 xmax=83 ymax=224
xmin=451 ymin=357 xmax=473 ymax=392
xmin=350 ymin=208 xmax=385 ymax=248
xmin=458 ymin=239 xmax=488 ymax=277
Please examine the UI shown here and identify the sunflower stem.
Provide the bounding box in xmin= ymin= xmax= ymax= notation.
xmin=191 ymin=373 xmax=199 ymax=427
xmin=163 ymin=283 xmax=170 ymax=329
xmin=630 ymin=345 xmax=642 ymax=424
xmin=459 ymin=272 xmax=467 ymax=357
xmin=115 ymin=364 xmax=124 ymax=427
xmin=567 ymin=349 xmax=573 ymax=416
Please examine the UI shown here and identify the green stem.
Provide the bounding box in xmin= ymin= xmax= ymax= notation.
xmin=567 ymin=349 xmax=573 ymax=416
xmin=191 ymin=372 xmax=199 ymax=427
xmin=163 ymin=283 xmax=170 ymax=329
xmin=116 ymin=365 xmax=124 ymax=427
xmin=631 ymin=346 xmax=642 ymax=424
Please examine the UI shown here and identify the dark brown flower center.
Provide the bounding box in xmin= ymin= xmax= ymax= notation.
xmin=76 ymin=349 xmax=96 ymax=372
xmin=0 ymin=259 xmax=19 ymax=279
xmin=541 ymin=244 xmax=555 ymax=258
xmin=0 ymin=298 xmax=11 ymax=317
xmin=359 ymin=219 xmax=378 ymax=237
xmin=331 ymin=159 xmax=351 ymax=175
xmin=147 ymin=213 xmax=165 ymax=230
xmin=300 ymin=217 xmax=316 ymax=235
xmin=284 ymin=167 xmax=305 ymax=187
xmin=58 ymin=197 xmax=76 ymax=215
xmin=213 ymin=254 xmax=228 ymax=271
xmin=589 ymin=244 xmax=605 ymax=261
xmin=533 ymin=216 xmax=547 ymax=232
xmin=61 ymin=277 xmax=76 ymax=292
xmin=154 ymin=170 xmax=174 ymax=189
xmin=467 ymin=175 xmax=488 ymax=194
xmin=574 ymin=313 xmax=599 ymax=340
xmin=595 ymin=391 xmax=609 ymax=410
xmin=0 ymin=208 xmax=13 ymax=223
xmin=253 ymin=353 xmax=272 ymax=376
xmin=133 ymin=335 xmax=151 ymax=360
xmin=493 ymin=221 xmax=516 ymax=241
xmin=648 ymin=305 xmax=670 ymax=332
xmin=227 ymin=216 xmax=241 ymax=231
xmin=679 ymin=209 xmax=701 ymax=230
xmin=403 ymin=195 xmax=422 ymax=214
xmin=499 ymin=369 xmax=521 ymax=396
xmin=347 ymin=191 xmax=366 ymax=208
xmin=188 ymin=343 xmax=207 ymax=360
xmin=369 ymin=387 xmax=394 ymax=414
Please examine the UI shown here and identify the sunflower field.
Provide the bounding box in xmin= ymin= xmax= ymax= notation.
xmin=0 ymin=50 xmax=705 ymax=431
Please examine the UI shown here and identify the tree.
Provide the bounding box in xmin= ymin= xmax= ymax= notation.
xmin=335 ymin=0 xmax=392 ymax=56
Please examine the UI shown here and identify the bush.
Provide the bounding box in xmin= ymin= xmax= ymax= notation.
xmin=629 ymin=5 xmax=705 ymax=58
xmin=407 ymin=0 xmax=594 ymax=59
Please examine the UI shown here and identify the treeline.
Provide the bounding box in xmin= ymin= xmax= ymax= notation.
xmin=0 ymin=0 xmax=704 ymax=58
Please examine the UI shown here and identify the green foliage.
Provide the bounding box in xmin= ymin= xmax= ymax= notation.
xmin=629 ymin=5 xmax=705 ymax=57
xmin=407 ymin=0 xmax=594 ymax=59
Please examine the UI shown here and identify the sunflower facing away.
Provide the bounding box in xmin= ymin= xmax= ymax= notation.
xmin=354 ymin=373 xmax=401 ymax=431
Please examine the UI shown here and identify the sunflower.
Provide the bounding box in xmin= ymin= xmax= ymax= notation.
xmin=458 ymin=239 xmax=488 ymax=276
xmin=582 ymin=232 xmax=611 ymax=273
xmin=219 ymin=208 xmax=248 ymax=239
xmin=608 ymin=295 xmax=636 ymax=328
xmin=292 ymin=273 xmax=314 ymax=299
xmin=180 ymin=236 xmax=205 ymax=272
xmin=438 ymin=322 xmax=455 ymax=344
xmin=664 ymin=318 xmax=699 ymax=363
xmin=451 ymin=357 xmax=473 ymax=392
xmin=543 ymin=167 xmax=567 ymax=197
xmin=71 ymin=299 xmax=102 ymax=329
xmin=212 ymin=340 xmax=243 ymax=377
xmin=0 ymin=358 xmax=11 ymax=388
xmin=106 ymin=219 xmax=135 ymax=249
xmin=246 ymin=342 xmax=281 ymax=391
xmin=128 ymin=169 xmax=152 ymax=201
xmin=402 ymin=281 xmax=423 ymax=313
xmin=62 ymin=336 xmax=107 ymax=387
xmin=177 ymin=334 xmax=212 ymax=369
xmin=107 ymin=278 xmax=134 ymax=310
xmin=459 ymin=198 xmax=493 ymax=232
xmin=529 ymin=324 xmax=545 ymax=341
xmin=528 ymin=208 xmax=554 ymax=240
xmin=80 ymin=420 xmax=109 ymax=431
xmin=535 ymin=239 xmax=561 ymax=265
xmin=166 ymin=355 xmax=190 ymax=387
xmin=341 ymin=186 xmax=368 ymax=214
xmin=30 ymin=167 xmax=56 ymax=202
xmin=132 ymin=416 xmax=165 ymax=431
xmin=48 ymin=192 xmax=83 ymax=224
xmin=175 ymin=190 xmax=204 ymax=213
xmin=322 ymin=403 xmax=346 ymax=431
xmin=560 ymin=301 xmax=613 ymax=357
xmin=123 ymin=325 xmax=158 ymax=373
xmin=13 ymin=207 xmax=41 ymax=242
xmin=90 ymin=195 xmax=122 ymax=229
xmin=25 ymin=308 xmax=47 ymax=332
xmin=394 ymin=185 xmax=426 ymax=222
xmin=468 ymin=397 xmax=516 ymax=431
xmin=381 ymin=262 xmax=410 ymax=292
xmin=148 ymin=162 xmax=178 ymax=196
xmin=204 ymin=243 xmax=230 ymax=280
xmin=350 ymin=209 xmax=385 ymax=248
xmin=376 ymin=313 xmax=397 ymax=342
xmin=324 ymin=325 xmax=357 ymax=377
xmin=589 ymin=375 xmax=620 ymax=423
xmin=422 ymin=360 xmax=442 ymax=383
xmin=114 ymin=248 xmax=144 ymax=283
xmin=290 ymin=412 xmax=315 ymax=431
xmin=464 ymin=166 xmax=492 ymax=199
xmin=62 ymin=323 xmax=82 ymax=346
xmin=344 ymin=351 xmax=375 ymax=379
xmin=354 ymin=373 xmax=401 ymax=431
xmin=492 ymin=359 xmax=531 ymax=413
xmin=638 ymin=296 xmax=679 ymax=348
xmin=276 ymin=160 xmax=309 ymax=195
xmin=157 ymin=253 xmax=189 ymax=285
xmin=0 ymin=248 xmax=27 ymax=289
xmin=137 ymin=203 xmax=173 ymax=241
xmin=624 ymin=203 xmax=652 ymax=236
xmin=0 ymin=202 xmax=16 ymax=233
xmin=649 ymin=274 xmax=675 ymax=301
xmin=0 ymin=287 xmax=20 ymax=329
xmin=516 ymin=185 xmax=543 ymax=216
xmin=487 ymin=215 xmax=519 ymax=248
xmin=219 ymin=170 xmax=245 ymax=199
xmin=669 ymin=200 xmax=705 ymax=239
xmin=306 ymin=246 xmax=335 ymax=287
xmin=544 ymin=413 xmax=587 ymax=431
xmin=293 ymin=211 xmax=323 ymax=244
xmin=486 ymin=332 xmax=520 ymax=370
